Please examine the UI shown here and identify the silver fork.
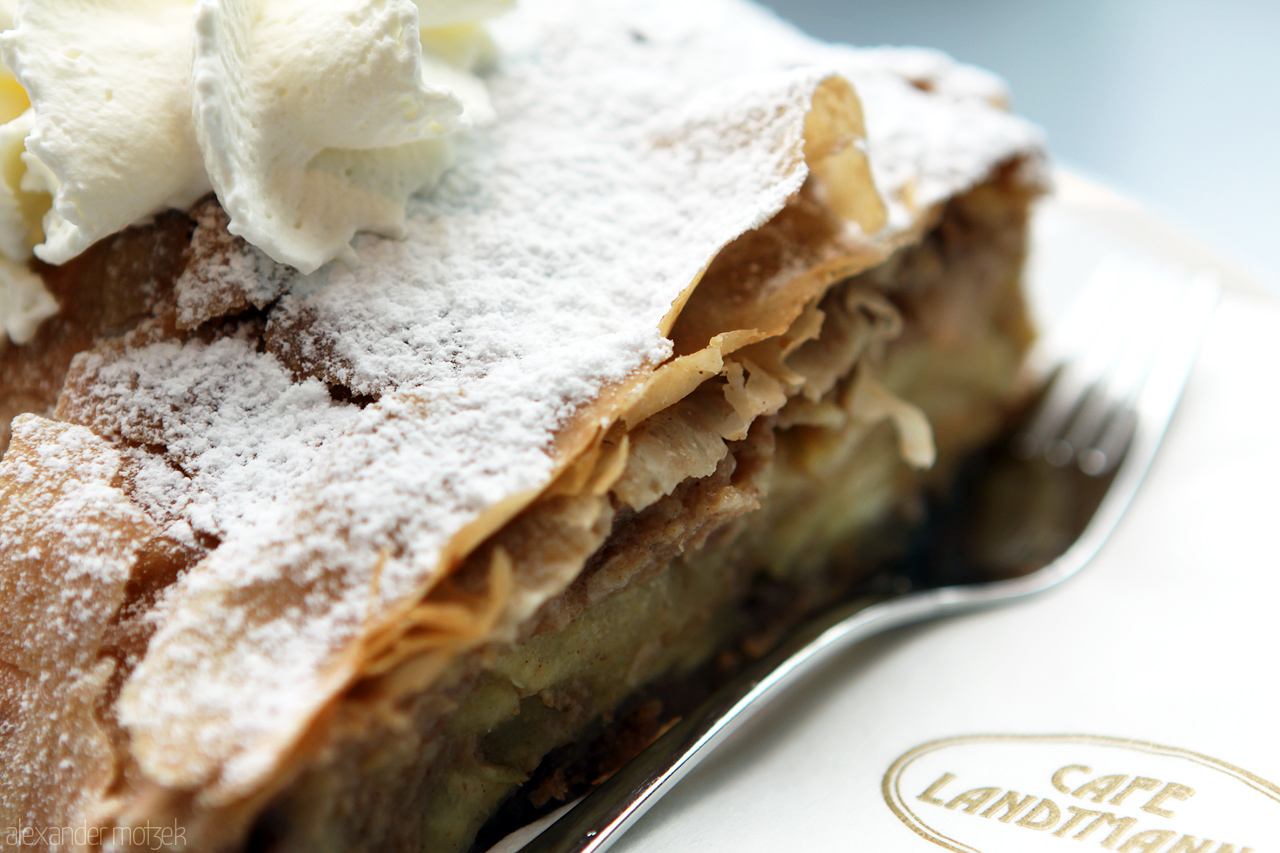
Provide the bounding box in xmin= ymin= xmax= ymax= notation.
xmin=517 ymin=258 xmax=1222 ymax=853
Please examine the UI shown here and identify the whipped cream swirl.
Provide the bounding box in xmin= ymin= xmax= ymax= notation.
xmin=0 ymin=0 xmax=506 ymax=342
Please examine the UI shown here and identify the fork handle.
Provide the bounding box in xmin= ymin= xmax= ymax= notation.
xmin=518 ymin=590 xmax=970 ymax=853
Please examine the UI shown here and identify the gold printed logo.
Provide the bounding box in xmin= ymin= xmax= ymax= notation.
xmin=883 ymin=735 xmax=1280 ymax=853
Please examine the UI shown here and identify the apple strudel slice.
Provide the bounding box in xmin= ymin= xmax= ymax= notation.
xmin=0 ymin=1 xmax=1045 ymax=851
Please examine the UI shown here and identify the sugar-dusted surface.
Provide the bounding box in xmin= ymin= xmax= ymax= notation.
xmin=42 ymin=0 xmax=1043 ymax=811
xmin=174 ymin=199 xmax=295 ymax=329
xmin=0 ymin=416 xmax=157 ymax=834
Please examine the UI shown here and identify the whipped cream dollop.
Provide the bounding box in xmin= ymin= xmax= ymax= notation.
xmin=0 ymin=1 xmax=53 ymax=345
xmin=0 ymin=0 xmax=506 ymax=342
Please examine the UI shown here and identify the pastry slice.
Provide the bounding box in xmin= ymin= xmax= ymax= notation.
xmin=0 ymin=1 xmax=1045 ymax=850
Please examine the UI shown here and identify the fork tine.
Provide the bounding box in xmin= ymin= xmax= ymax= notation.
xmin=1073 ymin=263 xmax=1195 ymax=474
xmin=1015 ymin=256 xmax=1221 ymax=476
xmin=1124 ymin=271 xmax=1221 ymax=446
xmin=1014 ymin=257 xmax=1135 ymax=461
xmin=1079 ymin=404 xmax=1137 ymax=476
xmin=1058 ymin=261 xmax=1170 ymax=469
xmin=1083 ymin=265 xmax=1221 ymax=475
xmin=1050 ymin=381 xmax=1112 ymax=467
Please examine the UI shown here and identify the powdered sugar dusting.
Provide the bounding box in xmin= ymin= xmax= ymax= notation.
xmin=39 ymin=0 xmax=1047 ymax=806
xmin=0 ymin=416 xmax=155 ymax=833
xmin=63 ymin=333 xmax=363 ymax=542
xmin=174 ymin=198 xmax=296 ymax=329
